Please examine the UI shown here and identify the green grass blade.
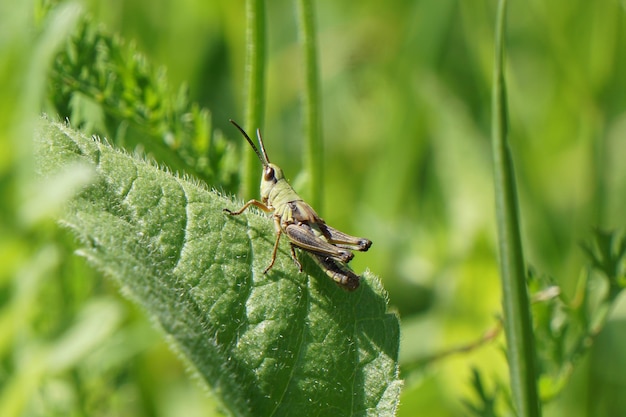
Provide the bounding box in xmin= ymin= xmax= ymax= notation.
xmin=242 ymin=0 xmax=266 ymax=200
xmin=491 ymin=1 xmax=542 ymax=416
xmin=296 ymin=0 xmax=323 ymax=209
xmin=36 ymin=117 xmax=401 ymax=417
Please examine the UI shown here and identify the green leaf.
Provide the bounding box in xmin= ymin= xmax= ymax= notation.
xmin=35 ymin=117 xmax=401 ymax=417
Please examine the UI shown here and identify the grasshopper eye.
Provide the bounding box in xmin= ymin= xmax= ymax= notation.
xmin=263 ymin=166 xmax=276 ymax=182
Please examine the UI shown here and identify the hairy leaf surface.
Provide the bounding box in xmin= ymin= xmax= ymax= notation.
xmin=35 ymin=118 xmax=401 ymax=417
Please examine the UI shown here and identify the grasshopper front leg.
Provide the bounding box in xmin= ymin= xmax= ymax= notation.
xmin=224 ymin=201 xmax=303 ymax=274
xmin=223 ymin=199 xmax=273 ymax=215
xmin=224 ymin=200 xmax=286 ymax=274
xmin=264 ymin=216 xmax=304 ymax=273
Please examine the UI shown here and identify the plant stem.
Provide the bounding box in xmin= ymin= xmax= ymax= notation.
xmin=491 ymin=1 xmax=542 ymax=416
xmin=296 ymin=0 xmax=323 ymax=209
xmin=243 ymin=0 xmax=266 ymax=200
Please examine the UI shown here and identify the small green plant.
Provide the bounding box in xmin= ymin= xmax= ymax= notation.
xmin=463 ymin=229 xmax=626 ymax=417
xmin=49 ymin=16 xmax=234 ymax=190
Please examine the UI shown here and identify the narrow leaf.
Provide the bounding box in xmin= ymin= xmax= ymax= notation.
xmin=242 ymin=0 xmax=267 ymax=200
xmin=296 ymin=0 xmax=323 ymax=209
xmin=35 ymin=117 xmax=401 ymax=417
xmin=491 ymin=0 xmax=542 ymax=416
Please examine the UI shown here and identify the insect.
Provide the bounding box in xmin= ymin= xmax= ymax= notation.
xmin=223 ymin=120 xmax=372 ymax=291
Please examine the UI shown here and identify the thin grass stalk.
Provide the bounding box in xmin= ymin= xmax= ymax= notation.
xmin=491 ymin=1 xmax=542 ymax=416
xmin=296 ymin=0 xmax=323 ymax=209
xmin=243 ymin=0 xmax=266 ymax=200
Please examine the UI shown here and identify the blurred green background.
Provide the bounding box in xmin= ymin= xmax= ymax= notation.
xmin=2 ymin=0 xmax=626 ymax=416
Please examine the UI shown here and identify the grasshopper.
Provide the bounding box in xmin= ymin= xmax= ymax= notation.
xmin=223 ymin=120 xmax=372 ymax=291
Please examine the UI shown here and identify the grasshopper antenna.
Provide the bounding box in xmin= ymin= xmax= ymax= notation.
xmin=255 ymin=128 xmax=271 ymax=165
xmin=229 ymin=119 xmax=270 ymax=165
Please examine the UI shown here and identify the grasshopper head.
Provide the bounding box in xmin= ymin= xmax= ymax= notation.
xmin=260 ymin=162 xmax=284 ymax=203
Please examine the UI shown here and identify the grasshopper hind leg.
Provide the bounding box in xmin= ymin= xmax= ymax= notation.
xmin=310 ymin=254 xmax=360 ymax=291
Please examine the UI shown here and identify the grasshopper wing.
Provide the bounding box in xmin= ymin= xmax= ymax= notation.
xmin=286 ymin=200 xmax=371 ymax=252
xmin=284 ymin=223 xmax=354 ymax=263
xmin=319 ymin=224 xmax=372 ymax=252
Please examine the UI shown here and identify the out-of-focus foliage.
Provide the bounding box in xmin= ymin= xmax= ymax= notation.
xmin=48 ymin=17 xmax=237 ymax=191
xmin=463 ymin=229 xmax=626 ymax=417
xmin=3 ymin=0 xmax=626 ymax=416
